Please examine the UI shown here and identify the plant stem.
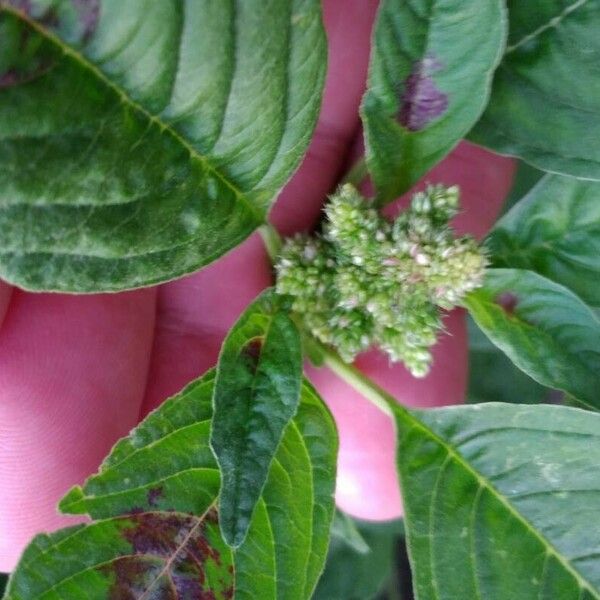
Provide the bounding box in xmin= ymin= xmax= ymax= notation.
xmin=319 ymin=345 xmax=394 ymax=417
xmin=259 ymin=223 xmax=283 ymax=261
xmin=342 ymin=156 xmax=368 ymax=187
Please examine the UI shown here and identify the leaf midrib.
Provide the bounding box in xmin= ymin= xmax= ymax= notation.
xmin=505 ymin=0 xmax=590 ymax=54
xmin=1 ymin=4 xmax=265 ymax=225
xmin=137 ymin=514 xmax=205 ymax=600
xmin=397 ymin=407 xmax=600 ymax=598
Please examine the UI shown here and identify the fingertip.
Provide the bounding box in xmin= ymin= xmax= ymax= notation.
xmin=317 ymin=0 xmax=379 ymax=130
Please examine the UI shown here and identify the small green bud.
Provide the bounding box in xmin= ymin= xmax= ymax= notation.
xmin=275 ymin=183 xmax=486 ymax=377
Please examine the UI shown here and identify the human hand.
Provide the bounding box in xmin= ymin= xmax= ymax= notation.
xmin=0 ymin=0 xmax=514 ymax=572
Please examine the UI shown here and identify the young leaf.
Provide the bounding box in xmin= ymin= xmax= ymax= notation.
xmin=361 ymin=0 xmax=506 ymax=202
xmin=464 ymin=268 xmax=600 ymax=411
xmin=470 ymin=0 xmax=600 ymax=180
xmin=487 ymin=175 xmax=600 ymax=308
xmin=394 ymin=402 xmax=600 ymax=600
xmin=211 ymin=289 xmax=303 ymax=548
xmin=0 ymin=1 xmax=326 ymax=291
xmin=8 ymin=371 xmax=337 ymax=600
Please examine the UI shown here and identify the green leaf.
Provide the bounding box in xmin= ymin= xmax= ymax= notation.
xmin=330 ymin=510 xmax=371 ymax=555
xmin=7 ymin=371 xmax=338 ymax=600
xmin=394 ymin=402 xmax=600 ymax=600
xmin=502 ymin=160 xmax=545 ymax=213
xmin=361 ymin=0 xmax=506 ymax=202
xmin=487 ymin=174 xmax=600 ymax=308
xmin=211 ymin=289 xmax=303 ymax=548
xmin=467 ymin=315 xmax=551 ymax=405
xmin=0 ymin=0 xmax=326 ymax=291
xmin=470 ymin=0 xmax=600 ymax=180
xmin=260 ymin=380 xmax=339 ymax=600
xmin=464 ymin=268 xmax=600 ymax=411
xmin=314 ymin=518 xmax=405 ymax=600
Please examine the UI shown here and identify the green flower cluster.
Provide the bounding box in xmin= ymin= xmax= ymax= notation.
xmin=275 ymin=184 xmax=486 ymax=377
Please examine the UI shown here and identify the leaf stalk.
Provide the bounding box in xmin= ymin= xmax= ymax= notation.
xmin=318 ymin=345 xmax=394 ymax=417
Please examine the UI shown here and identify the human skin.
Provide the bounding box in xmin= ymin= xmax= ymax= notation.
xmin=0 ymin=0 xmax=515 ymax=571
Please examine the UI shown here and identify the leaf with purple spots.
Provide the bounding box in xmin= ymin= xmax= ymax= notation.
xmin=464 ymin=268 xmax=600 ymax=411
xmin=4 ymin=510 xmax=234 ymax=600
xmin=397 ymin=56 xmax=449 ymax=132
xmin=9 ymin=368 xmax=337 ymax=600
xmin=361 ymin=0 xmax=506 ymax=202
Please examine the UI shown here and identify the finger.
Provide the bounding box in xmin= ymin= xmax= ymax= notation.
xmin=0 ymin=289 xmax=156 ymax=571
xmin=0 ymin=281 xmax=12 ymax=328
xmin=307 ymin=143 xmax=516 ymax=520
xmin=141 ymin=0 xmax=380 ymax=415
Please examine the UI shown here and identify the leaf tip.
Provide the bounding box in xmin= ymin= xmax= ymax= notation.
xmin=58 ymin=486 xmax=85 ymax=515
xmin=220 ymin=517 xmax=249 ymax=550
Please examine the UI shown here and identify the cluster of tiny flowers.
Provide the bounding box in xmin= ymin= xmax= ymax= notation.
xmin=275 ymin=184 xmax=486 ymax=377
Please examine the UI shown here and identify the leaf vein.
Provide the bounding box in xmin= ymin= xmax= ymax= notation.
xmin=506 ymin=0 xmax=590 ymax=54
